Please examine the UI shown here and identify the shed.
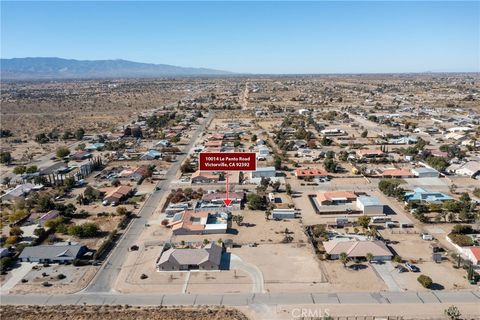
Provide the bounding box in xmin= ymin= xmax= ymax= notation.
xmin=356 ymin=196 xmax=384 ymax=215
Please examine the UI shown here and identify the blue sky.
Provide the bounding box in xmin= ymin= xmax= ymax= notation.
xmin=1 ymin=1 xmax=479 ymax=73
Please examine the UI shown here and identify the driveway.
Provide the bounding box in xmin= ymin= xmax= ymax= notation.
xmin=0 ymin=262 xmax=37 ymax=293
xmin=371 ymin=261 xmax=403 ymax=292
xmin=229 ymin=254 xmax=265 ymax=293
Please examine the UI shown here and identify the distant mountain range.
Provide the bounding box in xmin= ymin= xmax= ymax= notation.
xmin=0 ymin=57 xmax=233 ymax=79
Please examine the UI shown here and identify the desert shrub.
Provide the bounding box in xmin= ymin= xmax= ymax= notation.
xmin=417 ymin=274 xmax=433 ymax=288
xmin=449 ymin=234 xmax=473 ymax=247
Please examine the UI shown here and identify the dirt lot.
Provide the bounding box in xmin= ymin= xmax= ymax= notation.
xmin=116 ymin=244 xmax=252 ymax=294
xmin=172 ymin=209 xmax=307 ymax=245
xmin=379 ymin=228 xmax=473 ymax=291
xmin=0 ymin=305 xmax=248 ymax=320
xmin=11 ymin=265 xmax=97 ymax=294
xmin=321 ymin=260 xmax=388 ymax=292
xmin=230 ymin=243 xmax=326 ymax=293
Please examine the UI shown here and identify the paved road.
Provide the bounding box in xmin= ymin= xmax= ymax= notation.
xmin=1 ymin=291 xmax=479 ymax=306
xmin=84 ymin=113 xmax=214 ymax=293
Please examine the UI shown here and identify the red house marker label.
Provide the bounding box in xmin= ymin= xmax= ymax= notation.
xmin=199 ymin=152 xmax=257 ymax=171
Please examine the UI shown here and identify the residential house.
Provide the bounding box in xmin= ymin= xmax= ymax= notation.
xmin=119 ymin=165 xmax=149 ymax=182
xmin=85 ymin=143 xmax=105 ymax=151
xmin=321 ymin=128 xmax=345 ymax=136
xmin=103 ymin=185 xmax=133 ymax=204
xmin=168 ymin=210 xmax=229 ymax=235
xmin=272 ymin=208 xmax=296 ymax=220
xmin=256 ymin=146 xmax=270 ymax=160
xmin=157 ymin=242 xmax=223 ymax=271
xmin=411 ymin=167 xmax=439 ymax=178
xmin=200 ymin=191 xmax=244 ymax=209
xmin=140 ymin=150 xmax=162 ymax=160
xmin=294 ymin=168 xmax=329 ymax=180
xmin=250 ymin=167 xmax=276 ymax=179
xmin=356 ymin=149 xmax=384 ymax=160
xmin=317 ymin=191 xmax=357 ymax=206
xmin=324 ymin=239 xmax=393 ymax=261
xmin=0 ymin=183 xmax=42 ymax=203
xmin=381 ymin=168 xmax=413 ymax=178
xmin=404 ymin=187 xmax=453 ymax=204
xmin=465 ymin=247 xmax=480 ymax=266
xmin=447 ymin=161 xmax=480 ymax=178
xmin=70 ymin=150 xmax=92 ymax=161
xmin=18 ymin=242 xmax=88 ymax=263
xmin=156 ymin=140 xmax=171 ymax=148
xmin=28 ymin=210 xmax=60 ymax=227
xmin=191 ymin=171 xmax=220 ymax=184
xmin=388 ymin=136 xmax=418 ymax=145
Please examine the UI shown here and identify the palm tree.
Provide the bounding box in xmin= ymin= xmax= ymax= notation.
xmin=366 ymin=253 xmax=374 ymax=264
xmin=339 ymin=252 xmax=349 ymax=268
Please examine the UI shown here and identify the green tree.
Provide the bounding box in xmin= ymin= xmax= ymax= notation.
xmin=9 ymin=226 xmax=23 ymax=236
xmin=285 ymin=183 xmax=292 ymax=195
xmin=75 ymin=128 xmax=85 ymax=140
xmin=357 ymin=216 xmax=371 ymax=229
xmin=339 ymin=252 xmax=349 ymax=268
xmin=25 ymin=165 xmax=38 ymax=174
xmin=0 ymin=257 xmax=13 ymax=272
xmin=116 ymin=206 xmax=128 ymax=215
xmin=80 ymin=223 xmax=99 ymax=237
xmin=56 ymin=146 xmax=70 ymax=159
xmin=0 ymin=151 xmax=12 ymax=164
xmin=426 ymin=157 xmax=449 ymax=171
xmin=36 ymin=193 xmax=55 ymax=212
xmin=68 ymin=225 xmax=83 ymax=237
xmin=247 ymin=194 xmax=266 ymax=210
xmin=361 ymin=130 xmax=368 ymax=138
xmin=35 ymin=133 xmax=49 ymax=144
xmin=13 ymin=166 xmax=27 ymax=175
xmin=34 ymin=227 xmax=46 ymax=238
xmin=324 ymin=158 xmax=337 ymax=173
xmin=273 ymin=155 xmax=282 ymax=170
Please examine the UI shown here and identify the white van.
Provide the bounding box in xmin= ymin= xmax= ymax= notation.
xmin=421 ymin=233 xmax=433 ymax=241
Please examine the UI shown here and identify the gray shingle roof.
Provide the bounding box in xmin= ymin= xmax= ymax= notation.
xmin=19 ymin=244 xmax=85 ymax=260
xmin=157 ymin=242 xmax=222 ymax=267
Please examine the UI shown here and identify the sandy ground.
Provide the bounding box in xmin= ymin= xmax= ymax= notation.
xmin=115 ymin=244 xmax=252 ymax=294
xmin=379 ymin=228 xmax=474 ymax=291
xmin=242 ymin=303 xmax=480 ymax=320
xmin=11 ymin=265 xmax=98 ymax=294
xmin=229 ymin=244 xmax=327 ymax=293
xmin=172 ymin=209 xmax=307 ymax=245
xmin=0 ymin=305 xmax=249 ymax=320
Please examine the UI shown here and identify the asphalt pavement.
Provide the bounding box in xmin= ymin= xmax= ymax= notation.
xmin=1 ymin=290 xmax=479 ymax=306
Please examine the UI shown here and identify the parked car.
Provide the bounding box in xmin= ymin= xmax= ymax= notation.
xmin=395 ymin=265 xmax=408 ymax=273
xmin=129 ymin=245 xmax=139 ymax=251
xmin=405 ymin=262 xmax=420 ymax=272
xmin=421 ymin=233 xmax=433 ymax=241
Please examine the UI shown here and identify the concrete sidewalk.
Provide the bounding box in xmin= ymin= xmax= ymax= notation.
xmin=0 ymin=262 xmax=36 ymax=293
